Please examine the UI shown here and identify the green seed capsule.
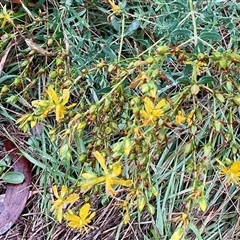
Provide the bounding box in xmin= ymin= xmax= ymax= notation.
xmin=219 ymin=58 xmax=228 ymax=69
xmin=146 ymin=56 xmax=154 ymax=64
xmin=56 ymin=58 xmax=63 ymax=66
xmin=147 ymin=203 xmax=155 ymax=215
xmin=216 ymin=93 xmax=225 ymax=103
xmin=156 ymin=45 xmax=168 ymax=55
xmin=233 ymin=95 xmax=240 ymax=106
xmin=212 ymin=51 xmax=222 ymax=60
xmin=191 ymin=84 xmax=200 ymax=95
xmin=49 ymin=71 xmax=58 ymax=79
xmin=13 ymin=77 xmax=21 ymax=85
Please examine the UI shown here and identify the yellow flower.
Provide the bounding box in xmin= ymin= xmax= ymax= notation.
xmin=175 ymin=109 xmax=194 ymax=126
xmin=185 ymin=60 xmax=207 ymax=75
xmin=16 ymin=113 xmax=37 ymax=132
xmin=187 ymin=110 xmax=194 ymax=126
xmin=81 ymin=151 xmax=132 ymax=196
xmin=216 ymin=159 xmax=240 ymax=185
xmin=140 ymin=97 xmax=166 ymax=126
xmin=107 ymin=0 xmax=121 ymax=14
xmin=175 ymin=110 xmax=186 ymax=125
xmin=32 ymin=87 xmax=75 ymax=122
xmin=0 ymin=5 xmax=14 ymax=28
xmin=50 ymin=185 xmax=79 ymax=223
xmin=64 ymin=203 xmax=95 ymax=232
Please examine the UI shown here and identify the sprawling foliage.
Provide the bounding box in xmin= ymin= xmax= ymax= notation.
xmin=1 ymin=0 xmax=240 ymax=239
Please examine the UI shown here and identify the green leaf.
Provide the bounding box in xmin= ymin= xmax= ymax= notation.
xmin=189 ymin=222 xmax=204 ymax=240
xmin=111 ymin=16 xmax=120 ymax=32
xmin=199 ymin=76 xmax=216 ymax=84
xmin=177 ymin=76 xmax=191 ymax=85
xmin=124 ymin=19 xmax=141 ymax=36
xmin=103 ymin=46 xmax=117 ymax=61
xmin=0 ymin=75 xmax=18 ymax=84
xmin=171 ymin=29 xmax=192 ymax=38
xmin=200 ymin=31 xmax=221 ymax=41
xmin=97 ymin=87 xmax=111 ymax=95
xmin=2 ymin=172 xmax=25 ymax=184
xmin=20 ymin=150 xmax=46 ymax=169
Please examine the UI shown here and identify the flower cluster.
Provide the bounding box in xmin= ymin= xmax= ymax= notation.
xmin=51 ymin=185 xmax=95 ymax=232
xmin=16 ymin=86 xmax=75 ymax=132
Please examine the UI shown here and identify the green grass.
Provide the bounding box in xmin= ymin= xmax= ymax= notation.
xmin=1 ymin=0 xmax=240 ymax=239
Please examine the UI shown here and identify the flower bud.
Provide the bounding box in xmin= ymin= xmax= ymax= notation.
xmin=156 ymin=45 xmax=168 ymax=55
xmin=198 ymin=196 xmax=207 ymax=211
xmin=216 ymin=93 xmax=225 ymax=103
xmin=233 ymin=95 xmax=240 ymax=106
xmin=203 ymin=143 xmax=212 ymax=157
xmin=212 ymin=51 xmax=222 ymax=60
xmin=137 ymin=195 xmax=146 ymax=211
xmin=147 ymin=203 xmax=155 ymax=215
xmin=146 ymin=56 xmax=154 ymax=64
xmin=219 ymin=58 xmax=228 ymax=69
xmin=49 ymin=70 xmax=58 ymax=79
xmin=191 ymin=84 xmax=200 ymax=95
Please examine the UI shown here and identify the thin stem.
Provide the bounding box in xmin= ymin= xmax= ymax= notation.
xmin=188 ymin=0 xmax=198 ymax=46
xmin=118 ymin=13 xmax=125 ymax=61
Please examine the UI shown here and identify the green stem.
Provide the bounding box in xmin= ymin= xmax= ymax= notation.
xmin=118 ymin=13 xmax=125 ymax=61
xmin=188 ymin=0 xmax=198 ymax=46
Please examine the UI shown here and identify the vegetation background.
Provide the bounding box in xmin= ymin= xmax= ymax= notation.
xmin=0 ymin=0 xmax=240 ymax=239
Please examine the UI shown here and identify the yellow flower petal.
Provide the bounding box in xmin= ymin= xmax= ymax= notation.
xmin=50 ymin=199 xmax=63 ymax=212
xmin=143 ymin=97 xmax=154 ymax=114
xmin=64 ymin=193 xmax=79 ymax=204
xmin=105 ymin=175 xmax=116 ymax=196
xmin=66 ymin=103 xmax=76 ymax=109
xmin=30 ymin=119 xmax=38 ymax=128
xmin=64 ymin=214 xmax=79 ymax=222
xmin=62 ymin=89 xmax=70 ymax=105
xmin=80 ymin=176 xmax=105 ymax=192
xmin=112 ymin=178 xmax=133 ymax=187
xmin=60 ymin=185 xmax=68 ymax=198
xmin=76 ymin=122 xmax=86 ymax=131
xmin=52 ymin=185 xmax=60 ymax=198
xmin=112 ymin=162 xmax=122 ymax=177
xmin=85 ymin=211 xmax=96 ymax=224
xmin=82 ymin=172 xmax=97 ymax=179
xmin=93 ymin=151 xmax=109 ymax=174
xmin=15 ymin=114 xmax=27 ymax=124
xmin=123 ymin=210 xmax=130 ymax=224
xmin=152 ymin=99 xmax=165 ymax=117
xmin=230 ymin=161 xmax=240 ymax=173
xmin=152 ymin=108 xmax=164 ymax=117
xmin=155 ymin=99 xmax=166 ymax=111
xmin=56 ymin=206 xmax=63 ymax=223
xmin=0 ymin=5 xmax=14 ymax=27
xmin=46 ymin=87 xmax=59 ymax=104
xmin=79 ymin=203 xmax=90 ymax=219
xmin=32 ymin=99 xmax=50 ymax=108
xmin=139 ymin=110 xmax=149 ymax=119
